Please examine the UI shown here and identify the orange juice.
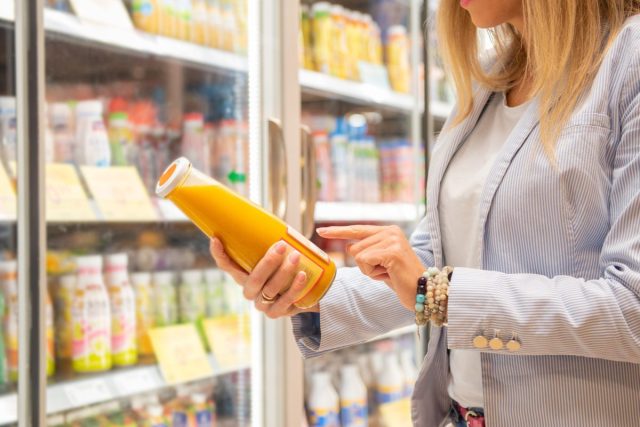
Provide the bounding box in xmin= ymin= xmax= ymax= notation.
xmin=156 ymin=157 xmax=336 ymax=309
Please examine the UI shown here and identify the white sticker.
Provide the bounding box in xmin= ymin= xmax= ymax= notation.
xmin=287 ymin=226 xmax=330 ymax=263
xmin=64 ymin=379 xmax=112 ymax=407
xmin=113 ymin=369 xmax=161 ymax=396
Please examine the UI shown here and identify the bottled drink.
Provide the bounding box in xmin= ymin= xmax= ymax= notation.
xmin=75 ymin=100 xmax=111 ymax=167
xmin=308 ymin=371 xmax=340 ymax=427
xmin=45 ymin=288 xmax=56 ymax=377
xmin=204 ymin=268 xmax=226 ymax=317
xmin=108 ymin=112 xmax=134 ymax=166
xmin=190 ymin=393 xmax=215 ymax=426
xmin=0 ymin=260 xmax=18 ymax=382
xmin=312 ymin=2 xmax=332 ymax=74
xmin=132 ymin=0 xmax=159 ymax=33
xmin=54 ymin=274 xmax=76 ymax=362
xmin=0 ymin=97 xmax=16 ymax=167
xmin=330 ymin=117 xmax=349 ymax=202
xmin=131 ymin=272 xmax=155 ymax=357
xmin=376 ymin=354 xmax=404 ymax=405
xmin=339 ymin=364 xmax=368 ymax=427
xmin=49 ymin=102 xmax=76 ymax=164
xmin=156 ymin=157 xmax=336 ymax=309
xmin=152 ymin=271 xmax=178 ymax=326
xmin=386 ymin=25 xmax=411 ymax=94
xmin=178 ymin=269 xmax=206 ymax=323
xmin=72 ymin=255 xmax=112 ymax=373
xmin=181 ymin=113 xmax=209 ymax=175
xmin=104 ymin=253 xmax=138 ymax=367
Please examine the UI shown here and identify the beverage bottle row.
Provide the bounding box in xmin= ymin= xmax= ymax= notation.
xmin=44 ymin=96 xmax=249 ymax=197
xmin=306 ymin=349 xmax=417 ymax=427
xmin=130 ymin=0 xmax=248 ymax=53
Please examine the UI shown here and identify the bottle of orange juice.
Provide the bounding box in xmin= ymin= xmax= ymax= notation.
xmin=156 ymin=157 xmax=336 ymax=309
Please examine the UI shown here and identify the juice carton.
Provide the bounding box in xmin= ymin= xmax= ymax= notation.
xmin=156 ymin=157 xmax=336 ymax=309
xmin=105 ymin=253 xmax=138 ymax=367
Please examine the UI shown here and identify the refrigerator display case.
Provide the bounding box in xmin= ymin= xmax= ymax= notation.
xmin=0 ymin=0 xmax=442 ymax=425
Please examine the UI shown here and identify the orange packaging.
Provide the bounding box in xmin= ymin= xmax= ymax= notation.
xmin=156 ymin=157 xmax=336 ymax=308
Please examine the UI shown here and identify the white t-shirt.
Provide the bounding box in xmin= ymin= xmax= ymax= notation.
xmin=439 ymin=92 xmax=529 ymax=408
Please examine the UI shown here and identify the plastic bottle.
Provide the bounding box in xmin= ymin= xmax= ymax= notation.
xmin=181 ymin=113 xmax=209 ymax=175
xmin=300 ymin=5 xmax=314 ymax=70
xmin=340 ymin=364 xmax=368 ymax=427
xmin=75 ymin=100 xmax=111 ymax=167
xmin=147 ymin=404 xmax=169 ymax=427
xmin=176 ymin=0 xmax=193 ymax=41
xmin=132 ymin=0 xmax=159 ymax=33
xmin=313 ymin=131 xmax=335 ymax=202
xmin=330 ymin=117 xmax=349 ymax=202
xmin=131 ymin=272 xmax=155 ymax=357
xmin=108 ymin=112 xmax=134 ymax=166
xmin=308 ymin=372 xmax=340 ymax=427
xmin=72 ymin=255 xmax=112 ymax=373
xmin=312 ymin=2 xmax=332 ymax=74
xmin=192 ymin=0 xmax=208 ymax=45
xmin=178 ymin=269 xmax=206 ymax=323
xmin=400 ymin=349 xmax=417 ymax=398
xmin=190 ymin=393 xmax=215 ymax=426
xmin=204 ymin=268 xmax=226 ymax=317
xmin=0 ymin=97 xmax=17 ymax=166
xmin=159 ymin=0 xmax=178 ymax=38
xmin=156 ymin=157 xmax=337 ymax=309
xmin=104 ymin=253 xmax=138 ymax=367
xmin=54 ymin=274 xmax=76 ymax=363
xmin=45 ymin=288 xmax=56 ymax=377
xmin=376 ymin=354 xmax=404 ymax=405
xmin=0 ymin=261 xmax=17 ymax=382
xmin=152 ymin=271 xmax=178 ymax=326
xmin=329 ymin=5 xmax=348 ymax=79
xmin=386 ymin=25 xmax=411 ymax=94
xmin=50 ymin=102 xmax=76 ymax=164
xmin=206 ymin=0 xmax=221 ymax=48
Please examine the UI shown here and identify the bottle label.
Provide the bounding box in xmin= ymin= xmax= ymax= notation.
xmin=375 ymin=385 xmax=404 ymax=404
xmin=309 ymin=407 xmax=339 ymax=427
xmin=340 ymin=399 xmax=367 ymax=427
xmin=195 ymin=409 xmax=213 ymax=426
xmin=72 ymin=284 xmax=111 ymax=369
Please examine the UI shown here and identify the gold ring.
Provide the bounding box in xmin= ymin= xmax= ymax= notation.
xmin=261 ymin=291 xmax=277 ymax=304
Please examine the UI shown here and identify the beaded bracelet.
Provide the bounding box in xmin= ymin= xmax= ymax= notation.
xmin=415 ymin=266 xmax=453 ymax=331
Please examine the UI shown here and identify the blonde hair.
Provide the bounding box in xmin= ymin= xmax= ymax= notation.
xmin=437 ymin=0 xmax=640 ymax=158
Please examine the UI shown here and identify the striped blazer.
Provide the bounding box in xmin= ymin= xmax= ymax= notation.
xmin=292 ymin=15 xmax=640 ymax=427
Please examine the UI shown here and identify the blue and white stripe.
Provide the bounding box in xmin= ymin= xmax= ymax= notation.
xmin=292 ymin=15 xmax=640 ymax=427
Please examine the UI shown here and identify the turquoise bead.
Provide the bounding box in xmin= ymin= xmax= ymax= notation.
xmin=416 ymin=294 xmax=425 ymax=303
xmin=415 ymin=303 xmax=425 ymax=312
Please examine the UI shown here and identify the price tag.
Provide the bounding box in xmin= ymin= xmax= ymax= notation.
xmin=0 ymin=163 xmax=16 ymax=220
xmin=80 ymin=166 xmax=157 ymax=221
xmin=46 ymin=163 xmax=96 ymax=221
xmin=0 ymin=394 xmax=17 ymax=425
xmin=112 ymin=368 xmax=162 ymax=396
xmin=203 ymin=314 xmax=251 ymax=370
xmin=64 ymin=379 xmax=113 ymax=407
xmin=379 ymin=399 xmax=413 ymax=427
xmin=358 ymin=62 xmax=392 ymax=90
xmin=68 ymin=0 xmax=134 ymax=30
xmin=149 ymin=324 xmax=213 ymax=385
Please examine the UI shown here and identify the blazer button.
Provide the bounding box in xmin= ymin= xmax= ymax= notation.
xmin=489 ymin=337 xmax=504 ymax=350
xmin=506 ymin=338 xmax=521 ymax=352
xmin=472 ymin=335 xmax=488 ymax=349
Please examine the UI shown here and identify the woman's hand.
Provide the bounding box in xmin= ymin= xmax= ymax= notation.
xmin=317 ymin=225 xmax=424 ymax=311
xmin=209 ymin=238 xmax=319 ymax=318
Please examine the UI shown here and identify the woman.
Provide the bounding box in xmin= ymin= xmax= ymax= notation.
xmin=211 ymin=0 xmax=640 ymax=425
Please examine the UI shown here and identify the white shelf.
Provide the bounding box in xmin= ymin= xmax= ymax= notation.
xmin=431 ymin=100 xmax=454 ymax=122
xmin=44 ymin=9 xmax=248 ymax=74
xmin=315 ymin=202 xmax=424 ymax=223
xmin=300 ymin=70 xmax=417 ymax=112
xmin=0 ymin=357 xmax=250 ymax=425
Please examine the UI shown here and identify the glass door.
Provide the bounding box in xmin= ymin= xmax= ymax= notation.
xmin=296 ymin=0 xmax=426 ymax=426
xmin=0 ymin=0 xmax=294 ymax=425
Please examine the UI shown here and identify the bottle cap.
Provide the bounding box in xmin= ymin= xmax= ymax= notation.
xmin=152 ymin=271 xmax=175 ymax=287
xmin=156 ymin=157 xmax=192 ymax=198
xmin=131 ymin=272 xmax=152 ymax=287
xmin=181 ymin=269 xmax=203 ymax=285
xmin=105 ymin=252 xmax=129 ymax=268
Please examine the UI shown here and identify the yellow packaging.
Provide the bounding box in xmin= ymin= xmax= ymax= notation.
xmin=387 ymin=25 xmax=411 ymax=93
xmin=206 ymin=0 xmax=221 ymax=48
xmin=132 ymin=0 xmax=159 ymax=33
xmin=329 ymin=5 xmax=348 ymax=79
xmin=192 ymin=0 xmax=209 ymax=45
xmin=156 ymin=158 xmax=337 ymax=309
xmin=312 ymin=2 xmax=332 ymax=74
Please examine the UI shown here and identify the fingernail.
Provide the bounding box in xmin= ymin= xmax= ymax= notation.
xmin=316 ymin=227 xmax=328 ymax=234
xmin=289 ymin=251 xmax=301 ymax=264
xmin=297 ymin=271 xmax=307 ymax=283
xmin=274 ymin=242 xmax=286 ymax=254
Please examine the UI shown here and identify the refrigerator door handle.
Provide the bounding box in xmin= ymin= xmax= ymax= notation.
xmin=300 ymin=125 xmax=317 ymax=239
xmin=268 ymin=118 xmax=287 ymax=220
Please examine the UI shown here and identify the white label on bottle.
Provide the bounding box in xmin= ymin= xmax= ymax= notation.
xmin=64 ymin=379 xmax=113 ymax=406
xmin=287 ymin=226 xmax=330 ymax=263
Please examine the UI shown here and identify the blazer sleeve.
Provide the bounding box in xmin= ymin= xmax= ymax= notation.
xmin=446 ymin=57 xmax=640 ymax=364
xmin=291 ymin=215 xmax=435 ymax=358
